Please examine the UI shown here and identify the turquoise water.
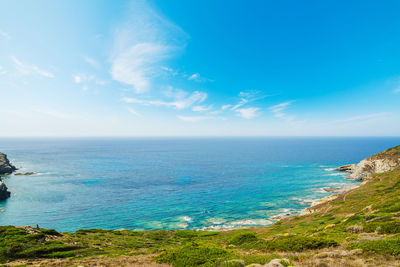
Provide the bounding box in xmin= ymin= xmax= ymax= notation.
xmin=0 ymin=137 xmax=399 ymax=232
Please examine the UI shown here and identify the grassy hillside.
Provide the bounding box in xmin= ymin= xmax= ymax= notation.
xmin=1 ymin=156 xmax=400 ymax=266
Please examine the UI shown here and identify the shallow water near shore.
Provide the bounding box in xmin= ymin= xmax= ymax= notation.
xmin=0 ymin=137 xmax=399 ymax=232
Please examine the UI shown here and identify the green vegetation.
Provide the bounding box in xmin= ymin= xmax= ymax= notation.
xmin=0 ymin=226 xmax=82 ymax=263
xmin=349 ymin=239 xmax=400 ymax=255
xmin=263 ymin=236 xmax=338 ymax=252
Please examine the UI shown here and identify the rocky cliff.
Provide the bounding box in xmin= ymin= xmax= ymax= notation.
xmin=336 ymin=145 xmax=400 ymax=180
xmin=0 ymin=178 xmax=11 ymax=200
xmin=0 ymin=152 xmax=16 ymax=175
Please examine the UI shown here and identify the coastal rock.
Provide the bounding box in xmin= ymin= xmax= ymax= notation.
xmin=334 ymin=164 xmax=355 ymax=172
xmin=14 ymin=172 xmax=37 ymax=176
xmin=0 ymin=178 xmax=11 ymax=201
xmin=0 ymin=152 xmax=17 ymax=175
xmin=222 ymin=259 xmax=245 ymax=266
xmin=335 ymin=145 xmax=400 ymax=180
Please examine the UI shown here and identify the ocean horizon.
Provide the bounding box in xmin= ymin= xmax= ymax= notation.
xmin=1 ymin=137 xmax=399 ymax=232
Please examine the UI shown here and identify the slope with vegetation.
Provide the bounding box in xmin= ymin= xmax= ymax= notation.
xmin=1 ymin=146 xmax=400 ymax=266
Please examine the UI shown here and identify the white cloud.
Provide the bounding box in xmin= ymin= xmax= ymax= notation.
xmin=161 ymin=66 xmax=178 ymax=76
xmin=123 ymin=90 xmax=207 ymax=110
xmin=0 ymin=30 xmax=10 ymax=39
xmin=110 ymin=0 xmax=187 ymax=93
xmin=269 ymin=101 xmax=293 ymax=119
xmin=192 ymin=105 xmax=213 ymax=112
xmin=11 ymin=56 xmax=54 ymax=78
xmin=73 ymin=74 xmax=105 ymax=87
xmin=74 ymin=75 xmax=82 ymax=83
xmin=83 ymin=56 xmax=100 ymax=68
xmin=236 ymin=107 xmax=259 ymax=119
xmin=188 ymin=73 xmax=200 ymax=81
xmin=177 ymin=115 xmax=224 ymax=122
xmin=332 ymin=112 xmax=390 ymax=124
xmin=230 ymin=90 xmax=266 ymax=111
xmin=0 ymin=66 xmax=6 ymax=75
xmin=127 ymin=107 xmax=141 ymax=116
xmin=221 ymin=104 xmax=231 ymax=110
xmin=231 ymin=98 xmax=249 ymax=110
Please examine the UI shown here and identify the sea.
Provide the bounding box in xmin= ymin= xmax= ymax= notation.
xmin=0 ymin=137 xmax=399 ymax=232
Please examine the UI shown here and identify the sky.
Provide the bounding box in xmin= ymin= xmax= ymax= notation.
xmin=0 ymin=0 xmax=400 ymax=136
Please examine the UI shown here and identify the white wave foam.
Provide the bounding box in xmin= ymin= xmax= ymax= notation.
xmin=206 ymin=218 xmax=226 ymax=225
xmin=200 ymin=218 xmax=273 ymax=231
xmin=324 ymin=168 xmax=335 ymax=171
xmin=179 ymin=216 xmax=193 ymax=223
xmin=323 ymin=173 xmax=345 ymax=176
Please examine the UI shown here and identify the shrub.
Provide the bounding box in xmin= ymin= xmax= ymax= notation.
xmin=175 ymin=230 xmax=199 ymax=238
xmin=349 ymin=239 xmax=400 ymax=255
xmin=363 ymin=222 xmax=400 ymax=234
xmin=0 ymin=226 xmax=82 ymax=263
xmin=155 ymin=243 xmax=231 ymax=266
xmin=264 ymin=235 xmax=338 ymax=252
xmin=229 ymin=232 xmax=258 ymax=245
xmin=40 ymin=229 xmax=60 ymax=236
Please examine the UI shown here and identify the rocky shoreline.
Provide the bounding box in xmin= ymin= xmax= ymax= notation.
xmin=301 ymin=145 xmax=400 ymax=215
xmin=334 ymin=146 xmax=400 ymax=180
xmin=0 ymin=152 xmax=17 ymax=201
xmin=0 ymin=152 xmax=16 ymax=175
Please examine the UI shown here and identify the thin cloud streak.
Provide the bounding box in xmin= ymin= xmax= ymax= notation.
xmin=11 ymin=56 xmax=55 ymax=78
xmin=123 ymin=90 xmax=207 ymax=110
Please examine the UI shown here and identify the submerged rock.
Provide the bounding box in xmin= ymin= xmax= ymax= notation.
xmin=0 ymin=178 xmax=11 ymax=201
xmin=335 ymin=145 xmax=400 ymax=180
xmin=14 ymin=172 xmax=37 ymax=176
xmin=0 ymin=152 xmax=17 ymax=175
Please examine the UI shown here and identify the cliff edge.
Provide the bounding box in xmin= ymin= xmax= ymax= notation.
xmin=0 ymin=152 xmax=16 ymax=175
xmin=0 ymin=178 xmax=10 ymax=201
xmin=336 ymin=145 xmax=400 ymax=180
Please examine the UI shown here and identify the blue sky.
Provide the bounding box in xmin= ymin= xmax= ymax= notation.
xmin=0 ymin=0 xmax=399 ymax=136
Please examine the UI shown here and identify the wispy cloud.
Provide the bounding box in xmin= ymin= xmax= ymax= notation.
xmin=73 ymin=74 xmax=105 ymax=89
xmin=221 ymin=104 xmax=231 ymax=110
xmin=236 ymin=107 xmax=259 ymax=119
xmin=83 ymin=56 xmax=100 ymax=68
xmin=127 ymin=107 xmax=141 ymax=117
xmin=269 ymin=101 xmax=293 ymax=120
xmin=230 ymin=90 xmax=266 ymax=111
xmin=394 ymin=87 xmax=400 ymax=93
xmin=110 ymin=0 xmax=188 ymax=93
xmin=123 ymin=90 xmax=207 ymax=110
xmin=0 ymin=30 xmax=11 ymax=40
xmin=11 ymin=56 xmax=54 ymax=78
xmin=0 ymin=66 xmax=6 ymax=75
xmin=192 ymin=105 xmax=213 ymax=112
xmin=177 ymin=115 xmax=224 ymax=122
xmin=188 ymin=73 xmax=200 ymax=81
xmin=331 ymin=112 xmax=390 ymax=124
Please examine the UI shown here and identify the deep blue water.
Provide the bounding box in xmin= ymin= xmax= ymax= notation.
xmin=0 ymin=137 xmax=399 ymax=232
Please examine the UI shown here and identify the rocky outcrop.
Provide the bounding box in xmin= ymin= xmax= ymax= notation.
xmin=0 ymin=178 xmax=11 ymax=201
xmin=0 ymin=152 xmax=16 ymax=175
xmin=336 ymin=145 xmax=400 ymax=180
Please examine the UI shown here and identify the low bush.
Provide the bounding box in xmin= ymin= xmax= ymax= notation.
xmin=264 ymin=235 xmax=338 ymax=252
xmin=155 ymin=243 xmax=231 ymax=266
xmin=349 ymin=239 xmax=400 ymax=255
xmin=363 ymin=221 xmax=400 ymax=234
xmin=229 ymin=232 xmax=258 ymax=245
